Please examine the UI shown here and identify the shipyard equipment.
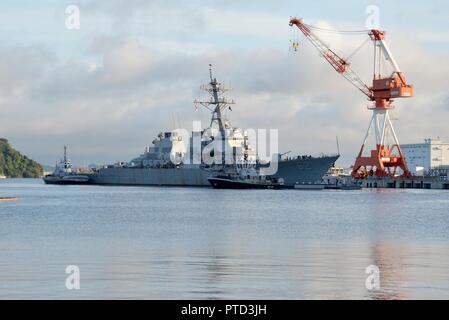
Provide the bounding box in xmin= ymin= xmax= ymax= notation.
xmin=289 ymin=17 xmax=413 ymax=179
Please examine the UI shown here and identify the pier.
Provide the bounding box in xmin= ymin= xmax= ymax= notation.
xmin=363 ymin=177 xmax=449 ymax=190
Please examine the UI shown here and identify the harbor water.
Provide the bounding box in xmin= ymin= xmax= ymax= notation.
xmin=0 ymin=178 xmax=448 ymax=299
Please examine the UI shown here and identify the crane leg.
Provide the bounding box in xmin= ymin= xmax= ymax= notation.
xmin=352 ymin=106 xmax=410 ymax=179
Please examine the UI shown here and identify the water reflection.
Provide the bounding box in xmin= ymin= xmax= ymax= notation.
xmin=369 ymin=243 xmax=408 ymax=300
xmin=1 ymin=180 xmax=449 ymax=299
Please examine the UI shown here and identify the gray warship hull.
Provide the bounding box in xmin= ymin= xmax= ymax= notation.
xmin=270 ymin=155 xmax=340 ymax=186
xmin=89 ymin=165 xmax=210 ymax=186
xmin=88 ymin=155 xmax=339 ymax=188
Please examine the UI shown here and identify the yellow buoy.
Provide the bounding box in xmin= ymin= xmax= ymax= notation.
xmin=0 ymin=197 xmax=18 ymax=201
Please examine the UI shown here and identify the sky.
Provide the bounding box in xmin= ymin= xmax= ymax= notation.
xmin=0 ymin=0 xmax=448 ymax=166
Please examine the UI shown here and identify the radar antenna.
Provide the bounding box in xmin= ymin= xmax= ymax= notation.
xmin=194 ymin=64 xmax=236 ymax=137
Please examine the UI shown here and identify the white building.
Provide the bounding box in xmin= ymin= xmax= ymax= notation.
xmin=401 ymin=138 xmax=449 ymax=175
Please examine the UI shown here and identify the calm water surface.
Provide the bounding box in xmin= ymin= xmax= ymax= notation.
xmin=1 ymin=179 xmax=449 ymax=299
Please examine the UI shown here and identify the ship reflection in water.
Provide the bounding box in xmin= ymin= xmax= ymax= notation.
xmin=1 ymin=179 xmax=449 ymax=299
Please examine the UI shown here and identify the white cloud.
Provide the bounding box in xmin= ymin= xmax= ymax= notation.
xmin=1 ymin=1 xmax=449 ymax=168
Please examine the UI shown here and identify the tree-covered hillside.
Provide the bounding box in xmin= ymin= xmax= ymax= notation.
xmin=0 ymin=138 xmax=43 ymax=178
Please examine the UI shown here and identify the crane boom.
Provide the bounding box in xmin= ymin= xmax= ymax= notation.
xmin=289 ymin=17 xmax=372 ymax=99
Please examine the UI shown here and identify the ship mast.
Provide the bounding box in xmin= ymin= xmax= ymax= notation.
xmin=194 ymin=64 xmax=236 ymax=166
xmin=209 ymin=65 xmax=225 ymax=135
xmin=194 ymin=64 xmax=235 ymax=135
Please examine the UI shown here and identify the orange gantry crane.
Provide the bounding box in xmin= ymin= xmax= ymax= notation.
xmin=289 ymin=17 xmax=414 ymax=179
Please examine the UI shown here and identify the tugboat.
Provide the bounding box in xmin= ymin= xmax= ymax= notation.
xmin=43 ymin=146 xmax=90 ymax=185
xmin=208 ymin=173 xmax=284 ymax=189
xmin=207 ymin=154 xmax=285 ymax=190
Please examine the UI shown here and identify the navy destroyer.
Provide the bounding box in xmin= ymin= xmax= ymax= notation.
xmin=88 ymin=66 xmax=339 ymax=187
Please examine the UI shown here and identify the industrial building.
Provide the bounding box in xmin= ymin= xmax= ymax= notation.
xmin=401 ymin=138 xmax=449 ymax=175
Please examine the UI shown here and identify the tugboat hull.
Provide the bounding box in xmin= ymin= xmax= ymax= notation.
xmin=43 ymin=175 xmax=90 ymax=185
xmin=208 ymin=177 xmax=283 ymax=189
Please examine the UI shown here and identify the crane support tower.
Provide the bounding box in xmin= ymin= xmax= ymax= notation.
xmin=289 ymin=17 xmax=414 ymax=179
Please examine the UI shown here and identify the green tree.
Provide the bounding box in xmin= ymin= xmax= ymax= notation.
xmin=0 ymin=138 xmax=43 ymax=178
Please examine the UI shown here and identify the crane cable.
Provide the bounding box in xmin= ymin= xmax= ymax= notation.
xmin=303 ymin=23 xmax=372 ymax=64
xmin=290 ymin=28 xmax=300 ymax=51
xmin=304 ymin=23 xmax=369 ymax=35
xmin=346 ymin=36 xmax=371 ymax=61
